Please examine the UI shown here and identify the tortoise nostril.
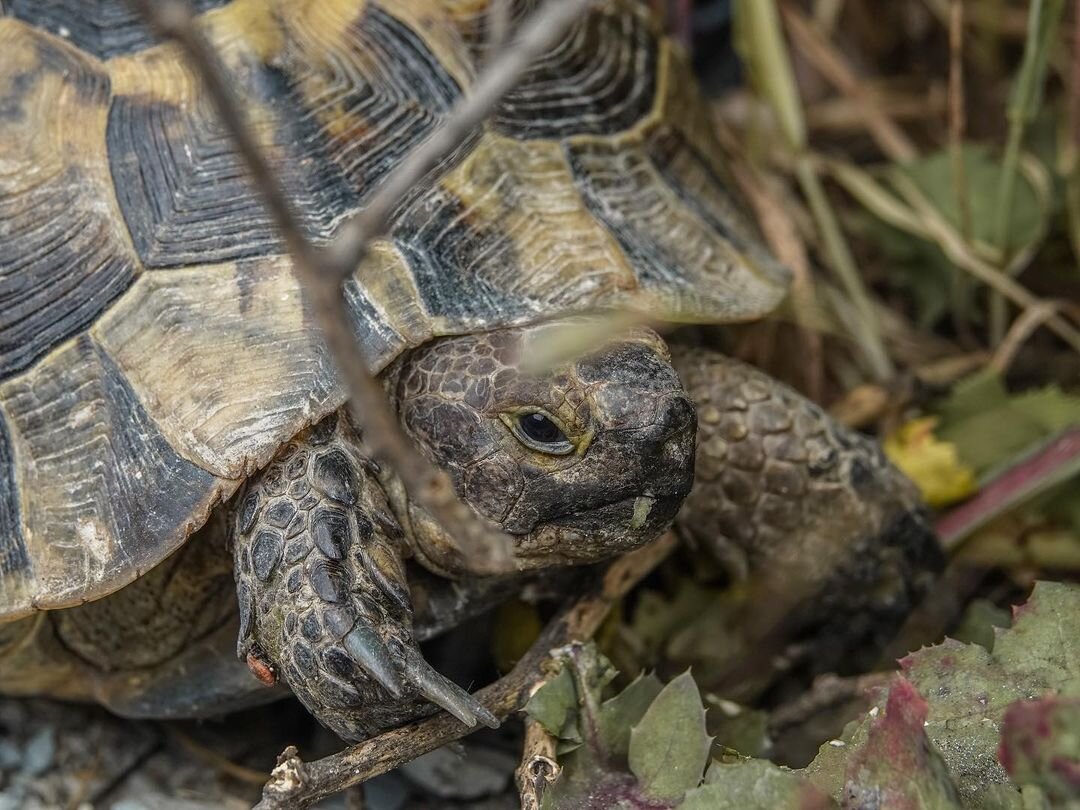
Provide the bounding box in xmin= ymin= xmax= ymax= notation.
xmin=656 ymin=394 xmax=696 ymax=439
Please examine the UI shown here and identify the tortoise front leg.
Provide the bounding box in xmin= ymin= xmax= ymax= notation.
xmin=669 ymin=345 xmax=944 ymax=695
xmin=231 ymin=412 xmax=497 ymax=741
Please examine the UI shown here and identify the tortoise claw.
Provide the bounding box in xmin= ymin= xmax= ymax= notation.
xmin=343 ymin=623 xmax=405 ymax=700
xmin=405 ymin=649 xmax=500 ymax=729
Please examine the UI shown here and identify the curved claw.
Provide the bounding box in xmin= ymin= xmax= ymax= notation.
xmin=344 ymin=624 xmax=405 ymax=699
xmin=405 ymin=649 xmax=500 ymax=729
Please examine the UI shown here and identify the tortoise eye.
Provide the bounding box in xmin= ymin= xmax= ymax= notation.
xmin=520 ymin=412 xmax=564 ymax=444
xmin=503 ymin=410 xmax=575 ymax=455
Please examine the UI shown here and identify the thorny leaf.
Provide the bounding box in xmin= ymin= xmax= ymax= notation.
xmin=597 ymin=672 xmax=664 ymax=760
xmin=628 ymin=672 xmax=712 ymax=801
xmin=841 ymin=678 xmax=963 ymax=810
xmin=681 ymin=759 xmax=836 ymax=810
xmin=950 ymin=598 xmax=1012 ymax=652
xmin=806 ymin=582 xmax=1080 ymax=807
xmin=884 ymin=417 xmax=977 ymax=507
xmin=537 ymin=646 xmax=712 ymax=810
xmin=707 ymin=697 xmax=772 ymax=759
xmin=999 ymin=695 xmax=1080 ymax=804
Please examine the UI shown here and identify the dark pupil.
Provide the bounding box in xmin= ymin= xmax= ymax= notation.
xmin=520 ymin=413 xmax=565 ymax=445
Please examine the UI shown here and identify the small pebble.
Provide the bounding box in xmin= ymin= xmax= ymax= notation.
xmin=21 ymin=727 xmax=56 ymax=777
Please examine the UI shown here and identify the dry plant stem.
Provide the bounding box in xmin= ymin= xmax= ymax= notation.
xmin=947 ymin=0 xmax=974 ymax=330
xmin=768 ymin=672 xmax=890 ymax=735
xmin=737 ymin=0 xmax=891 ymax=380
xmin=130 ymin=0 xmax=595 ymax=576
xmin=517 ymin=708 xmax=561 ymax=810
xmin=254 ymin=533 xmax=677 ymax=810
xmin=714 ymin=117 xmax=825 ymax=400
xmin=889 ymin=172 xmax=1080 ymax=355
xmin=812 ymin=0 xmax=845 ymax=34
xmin=779 ymin=2 xmax=917 ymax=163
xmin=990 ymin=300 xmax=1065 ymax=374
xmin=795 ymin=156 xmax=894 ymax=381
xmin=163 ymin=725 xmax=269 ymax=786
xmin=823 ymin=157 xmax=1080 ymax=356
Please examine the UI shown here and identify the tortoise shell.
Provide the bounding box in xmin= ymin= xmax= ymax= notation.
xmin=0 ymin=0 xmax=789 ymax=619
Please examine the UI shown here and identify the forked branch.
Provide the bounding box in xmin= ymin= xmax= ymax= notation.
xmin=128 ymin=0 xmax=596 ymax=576
xmin=254 ymin=533 xmax=677 ymax=809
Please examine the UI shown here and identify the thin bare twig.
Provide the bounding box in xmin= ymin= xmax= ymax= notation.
xmin=130 ymin=0 xmax=595 ymax=576
xmin=516 ymin=690 xmax=561 ymax=810
xmin=484 ymin=0 xmax=513 ymax=64
xmin=254 ymin=534 xmax=677 ymax=810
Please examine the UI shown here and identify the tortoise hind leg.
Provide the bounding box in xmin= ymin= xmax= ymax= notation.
xmin=232 ymin=411 xmax=497 ymax=741
xmin=669 ymin=345 xmax=943 ymax=697
xmin=0 ymin=516 xmax=276 ymax=718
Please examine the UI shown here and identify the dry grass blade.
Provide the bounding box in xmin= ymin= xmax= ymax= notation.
xmin=779 ymin=2 xmax=918 ymax=163
xmin=253 ymin=534 xmax=677 ymax=809
xmin=735 ymin=0 xmax=893 ymax=381
xmin=128 ymin=0 xmax=596 ymax=576
xmin=823 ymin=156 xmax=1080 ymax=356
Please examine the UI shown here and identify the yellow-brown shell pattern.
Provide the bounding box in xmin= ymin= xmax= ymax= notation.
xmin=0 ymin=0 xmax=789 ymax=617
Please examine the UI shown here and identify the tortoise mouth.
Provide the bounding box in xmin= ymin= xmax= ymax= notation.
xmin=510 ymin=488 xmax=686 ymax=568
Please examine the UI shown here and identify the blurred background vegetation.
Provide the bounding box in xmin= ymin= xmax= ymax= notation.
xmin=5 ymin=1 xmax=1080 ymax=807
xmin=605 ymin=0 xmax=1080 ymax=774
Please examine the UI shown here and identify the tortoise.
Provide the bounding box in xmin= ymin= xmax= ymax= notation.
xmin=0 ymin=0 xmax=942 ymax=741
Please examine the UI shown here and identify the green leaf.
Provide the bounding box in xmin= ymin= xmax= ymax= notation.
xmin=1000 ymin=695 xmax=1080 ymax=803
xmin=935 ymin=369 xmax=1080 ymax=478
xmin=842 ymin=678 xmax=963 ymax=809
xmin=806 ymin=582 xmax=1080 ymax=807
xmin=950 ymin=598 xmax=1012 ymax=652
xmin=526 ymin=668 xmax=579 ymax=741
xmin=628 ymin=671 xmax=712 ymax=802
xmin=597 ymin=672 xmax=664 ymax=761
xmin=707 ymin=698 xmax=772 ymax=759
xmin=891 ymin=145 xmax=1046 ymax=252
xmin=680 ymin=760 xmax=836 ymax=809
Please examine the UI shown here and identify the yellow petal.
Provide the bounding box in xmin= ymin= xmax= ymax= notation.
xmin=884 ymin=417 xmax=978 ymax=508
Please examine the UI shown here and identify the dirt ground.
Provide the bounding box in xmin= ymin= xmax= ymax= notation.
xmin=0 ymin=696 xmax=522 ymax=809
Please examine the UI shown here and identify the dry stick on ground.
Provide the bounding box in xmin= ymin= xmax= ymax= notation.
xmin=129 ymin=0 xmax=595 ymax=577
xmin=254 ymin=533 xmax=677 ymax=810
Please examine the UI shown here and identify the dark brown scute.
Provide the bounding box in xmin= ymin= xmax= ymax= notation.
xmin=393 ymin=187 xmax=524 ymax=322
xmin=0 ymin=26 xmax=137 ymax=379
xmin=319 ymin=5 xmax=463 ymax=198
xmin=491 ymin=6 xmax=657 ymax=139
xmin=0 ymin=408 xmax=27 ymax=575
xmin=106 ymin=75 xmax=356 ymax=268
xmin=6 ymin=0 xmax=229 ymax=59
xmin=1 ymin=336 xmax=220 ymax=606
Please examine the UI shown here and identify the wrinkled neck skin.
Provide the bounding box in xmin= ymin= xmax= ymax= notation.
xmin=377 ymin=323 xmax=697 ymax=579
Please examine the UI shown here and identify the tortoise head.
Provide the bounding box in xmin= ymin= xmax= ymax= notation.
xmin=395 ymin=324 xmax=696 ymax=570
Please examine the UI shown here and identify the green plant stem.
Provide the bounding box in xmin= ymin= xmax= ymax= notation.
xmin=795 ymin=156 xmax=893 ymax=380
xmin=989 ymin=121 xmax=1027 ymax=343
xmin=989 ymin=0 xmax=1067 ymax=345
